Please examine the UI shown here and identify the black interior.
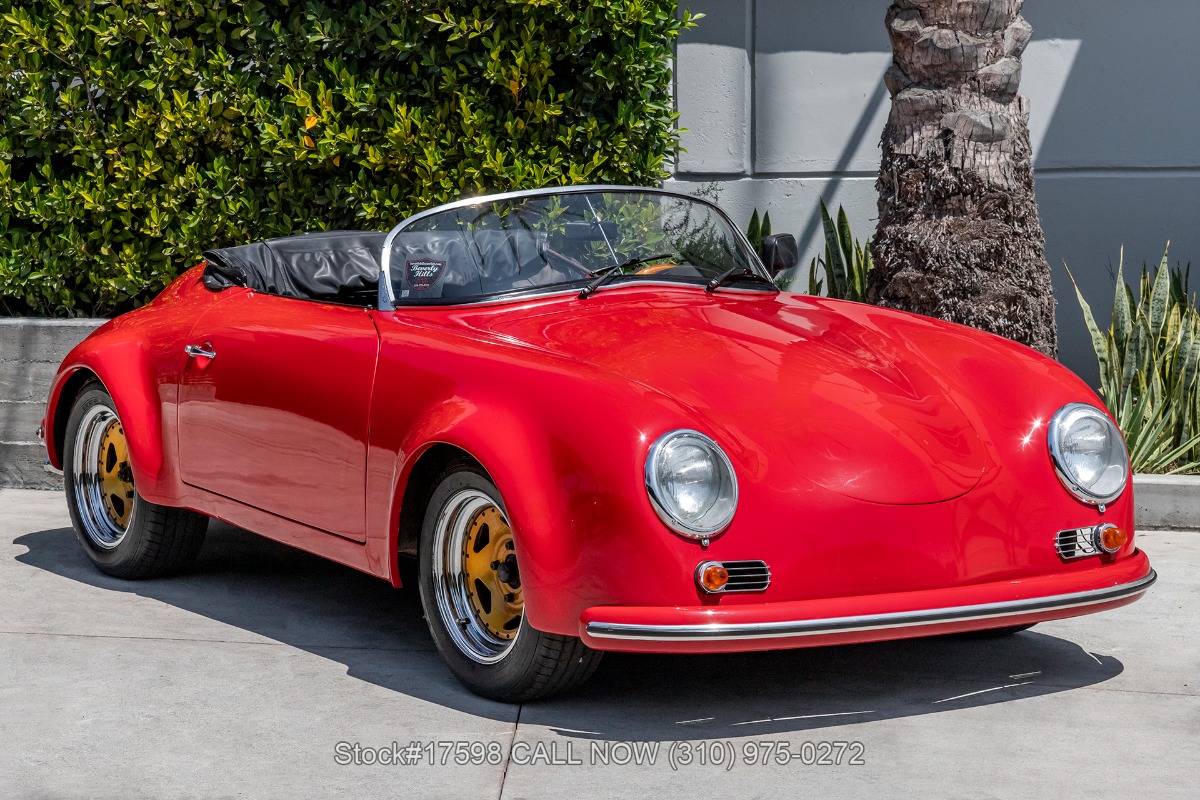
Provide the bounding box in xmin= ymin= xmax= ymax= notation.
xmin=203 ymin=230 xmax=386 ymax=306
xmin=391 ymin=229 xmax=585 ymax=300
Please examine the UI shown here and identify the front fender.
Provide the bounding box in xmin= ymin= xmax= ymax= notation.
xmin=366 ymin=318 xmax=697 ymax=634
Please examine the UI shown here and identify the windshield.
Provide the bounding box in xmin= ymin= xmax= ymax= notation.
xmin=382 ymin=188 xmax=767 ymax=304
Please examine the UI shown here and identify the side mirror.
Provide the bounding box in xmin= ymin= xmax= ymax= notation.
xmin=563 ymin=220 xmax=620 ymax=243
xmin=760 ymin=233 xmax=798 ymax=275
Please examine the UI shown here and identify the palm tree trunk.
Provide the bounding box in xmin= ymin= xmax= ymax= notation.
xmin=868 ymin=0 xmax=1057 ymax=357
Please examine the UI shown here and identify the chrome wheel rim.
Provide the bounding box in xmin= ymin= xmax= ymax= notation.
xmin=432 ymin=488 xmax=523 ymax=664
xmin=72 ymin=404 xmax=136 ymax=549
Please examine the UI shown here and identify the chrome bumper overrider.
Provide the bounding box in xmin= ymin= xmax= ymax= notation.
xmin=585 ymin=570 xmax=1157 ymax=642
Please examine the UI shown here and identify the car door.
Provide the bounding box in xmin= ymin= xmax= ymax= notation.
xmin=177 ymin=290 xmax=378 ymax=541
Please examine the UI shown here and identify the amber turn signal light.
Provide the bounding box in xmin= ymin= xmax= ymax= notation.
xmin=696 ymin=561 xmax=730 ymax=593
xmin=1096 ymin=524 xmax=1127 ymax=554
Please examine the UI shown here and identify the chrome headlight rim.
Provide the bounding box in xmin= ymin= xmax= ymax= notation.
xmin=644 ymin=429 xmax=739 ymax=539
xmin=1047 ymin=402 xmax=1129 ymax=506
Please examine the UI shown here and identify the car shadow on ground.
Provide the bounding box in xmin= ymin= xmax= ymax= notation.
xmin=15 ymin=522 xmax=1125 ymax=741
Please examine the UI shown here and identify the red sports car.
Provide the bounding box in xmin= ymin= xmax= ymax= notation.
xmin=42 ymin=186 xmax=1154 ymax=701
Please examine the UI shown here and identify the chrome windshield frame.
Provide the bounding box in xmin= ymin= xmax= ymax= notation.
xmin=377 ymin=184 xmax=769 ymax=310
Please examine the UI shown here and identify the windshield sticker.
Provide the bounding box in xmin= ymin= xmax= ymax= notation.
xmin=406 ymin=259 xmax=446 ymax=291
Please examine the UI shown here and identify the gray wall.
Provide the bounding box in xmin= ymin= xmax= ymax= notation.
xmin=0 ymin=320 xmax=103 ymax=488
xmin=670 ymin=0 xmax=1200 ymax=384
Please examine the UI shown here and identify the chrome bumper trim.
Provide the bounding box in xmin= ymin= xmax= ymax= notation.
xmin=585 ymin=570 xmax=1157 ymax=642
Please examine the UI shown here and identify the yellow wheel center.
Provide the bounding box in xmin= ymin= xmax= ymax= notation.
xmin=97 ymin=420 xmax=134 ymax=529
xmin=461 ymin=505 xmax=523 ymax=641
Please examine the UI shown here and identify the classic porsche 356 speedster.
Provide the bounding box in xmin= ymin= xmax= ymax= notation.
xmin=42 ymin=186 xmax=1154 ymax=701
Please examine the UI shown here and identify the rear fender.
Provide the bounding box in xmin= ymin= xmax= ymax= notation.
xmin=46 ymin=341 xmax=170 ymax=502
xmin=44 ymin=268 xmax=215 ymax=502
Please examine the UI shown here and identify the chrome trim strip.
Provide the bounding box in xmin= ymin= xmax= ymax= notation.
xmin=378 ymin=184 xmax=768 ymax=310
xmin=585 ymin=570 xmax=1156 ymax=641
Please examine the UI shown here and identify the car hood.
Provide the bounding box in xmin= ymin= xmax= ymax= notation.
xmin=470 ymin=287 xmax=991 ymax=504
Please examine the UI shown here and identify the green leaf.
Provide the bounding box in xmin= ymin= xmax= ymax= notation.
xmin=746 ymin=209 xmax=761 ymax=252
xmin=0 ymin=0 xmax=689 ymax=316
xmin=819 ymin=199 xmax=846 ymax=299
xmin=1065 ymin=262 xmax=1111 ymax=381
xmin=1149 ymin=245 xmax=1172 ymax=338
xmin=1112 ymin=246 xmax=1131 ymax=352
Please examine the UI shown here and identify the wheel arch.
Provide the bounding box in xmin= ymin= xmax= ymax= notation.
xmin=394 ymin=442 xmax=483 ymax=563
xmin=377 ymin=393 xmax=656 ymax=635
xmin=367 ymin=337 xmax=702 ymax=633
xmin=385 ymin=425 xmax=572 ymax=635
xmin=46 ymin=345 xmax=170 ymax=501
xmin=47 ymin=366 xmax=101 ymax=469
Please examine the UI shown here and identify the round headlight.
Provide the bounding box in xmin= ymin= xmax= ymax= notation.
xmin=645 ymin=430 xmax=738 ymax=538
xmin=1047 ymin=403 xmax=1129 ymax=505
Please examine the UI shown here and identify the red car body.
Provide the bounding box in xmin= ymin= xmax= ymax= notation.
xmin=43 ymin=263 xmax=1152 ymax=654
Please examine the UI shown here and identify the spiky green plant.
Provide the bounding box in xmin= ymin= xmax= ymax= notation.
xmin=808 ymin=200 xmax=873 ymax=302
xmin=1069 ymin=245 xmax=1200 ymax=474
xmin=745 ymin=209 xmax=772 ymax=253
xmin=746 ymin=209 xmax=762 ymax=252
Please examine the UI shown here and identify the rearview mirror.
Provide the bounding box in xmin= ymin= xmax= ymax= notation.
xmin=563 ymin=221 xmax=620 ymax=243
xmin=760 ymin=233 xmax=798 ymax=275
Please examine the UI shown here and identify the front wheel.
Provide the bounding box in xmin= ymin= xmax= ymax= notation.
xmin=418 ymin=460 xmax=602 ymax=701
xmin=64 ymin=382 xmax=208 ymax=579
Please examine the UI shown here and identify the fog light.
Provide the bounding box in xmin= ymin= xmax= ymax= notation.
xmin=1096 ymin=524 xmax=1127 ymax=554
xmin=696 ymin=561 xmax=729 ymax=593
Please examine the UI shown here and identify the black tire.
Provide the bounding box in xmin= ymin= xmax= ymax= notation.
xmin=948 ymin=624 xmax=1036 ymax=639
xmin=64 ymin=382 xmax=207 ymax=579
xmin=417 ymin=459 xmax=602 ymax=702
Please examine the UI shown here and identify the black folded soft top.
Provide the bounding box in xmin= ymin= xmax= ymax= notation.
xmin=202 ymin=230 xmax=386 ymax=303
xmin=202 ymin=226 xmax=591 ymax=306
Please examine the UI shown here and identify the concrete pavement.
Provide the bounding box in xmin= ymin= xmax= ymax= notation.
xmin=1 ymin=488 xmax=1196 ymax=799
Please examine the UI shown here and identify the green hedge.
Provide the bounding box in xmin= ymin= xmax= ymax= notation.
xmin=0 ymin=0 xmax=693 ymax=316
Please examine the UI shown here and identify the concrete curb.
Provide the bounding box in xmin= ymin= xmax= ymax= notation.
xmin=0 ymin=318 xmax=108 ymax=362
xmin=1133 ymin=473 xmax=1200 ymax=530
xmin=0 ymin=318 xmax=106 ymax=489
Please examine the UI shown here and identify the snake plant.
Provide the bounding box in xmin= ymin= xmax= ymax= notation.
xmin=808 ymin=200 xmax=873 ymax=302
xmin=1069 ymin=245 xmax=1200 ymax=474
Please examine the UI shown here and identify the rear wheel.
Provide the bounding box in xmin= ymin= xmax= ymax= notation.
xmin=64 ymin=383 xmax=207 ymax=579
xmin=418 ymin=460 xmax=602 ymax=701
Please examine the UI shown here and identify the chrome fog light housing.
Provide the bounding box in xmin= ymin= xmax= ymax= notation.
xmin=1048 ymin=403 xmax=1129 ymax=505
xmin=645 ymin=430 xmax=738 ymax=539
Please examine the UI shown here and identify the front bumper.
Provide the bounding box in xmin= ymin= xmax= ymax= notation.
xmin=579 ymin=550 xmax=1154 ymax=653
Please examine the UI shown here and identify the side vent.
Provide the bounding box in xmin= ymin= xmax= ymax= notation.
xmin=721 ymin=560 xmax=771 ymax=592
xmin=1056 ymin=527 xmax=1101 ymax=561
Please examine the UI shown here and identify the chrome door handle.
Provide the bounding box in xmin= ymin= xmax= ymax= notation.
xmin=184 ymin=343 xmax=216 ymax=359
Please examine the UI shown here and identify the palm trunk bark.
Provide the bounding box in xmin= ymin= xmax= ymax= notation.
xmin=868 ymin=0 xmax=1057 ymax=357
